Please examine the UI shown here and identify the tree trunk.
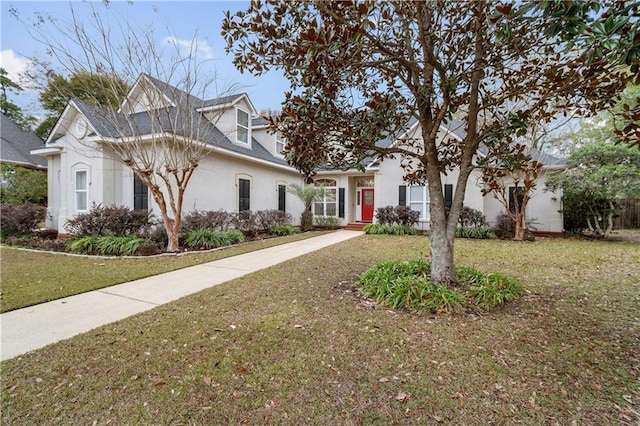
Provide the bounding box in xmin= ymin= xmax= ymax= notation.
xmin=428 ymin=173 xmax=457 ymax=286
xmin=514 ymin=212 xmax=526 ymax=241
xmin=430 ymin=225 xmax=456 ymax=285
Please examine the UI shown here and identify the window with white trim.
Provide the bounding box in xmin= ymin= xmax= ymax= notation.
xmin=275 ymin=132 xmax=286 ymax=155
xmin=236 ymin=108 xmax=249 ymax=144
xmin=75 ymin=170 xmax=88 ymax=212
xmin=313 ymin=179 xmax=337 ymax=216
xmin=408 ymin=185 xmax=429 ymax=220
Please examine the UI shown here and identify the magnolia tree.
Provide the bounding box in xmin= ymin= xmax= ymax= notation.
xmin=12 ymin=3 xmax=233 ymax=251
xmin=223 ymin=1 xmax=631 ymax=285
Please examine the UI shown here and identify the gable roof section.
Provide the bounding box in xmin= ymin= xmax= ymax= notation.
xmin=0 ymin=114 xmax=47 ymax=169
xmin=72 ymin=98 xmax=288 ymax=167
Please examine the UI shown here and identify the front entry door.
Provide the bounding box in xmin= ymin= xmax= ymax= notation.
xmin=362 ymin=188 xmax=374 ymax=222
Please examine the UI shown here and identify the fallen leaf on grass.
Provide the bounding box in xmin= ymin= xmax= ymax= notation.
xmin=396 ymin=390 xmax=409 ymax=402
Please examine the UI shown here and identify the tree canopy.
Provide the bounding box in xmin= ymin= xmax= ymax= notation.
xmin=0 ymin=68 xmax=36 ymax=132
xmin=35 ymin=71 xmax=130 ymax=140
xmin=223 ymin=0 xmax=632 ymax=285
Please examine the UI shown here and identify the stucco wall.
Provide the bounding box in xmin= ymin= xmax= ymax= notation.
xmin=481 ymin=171 xmax=564 ymax=233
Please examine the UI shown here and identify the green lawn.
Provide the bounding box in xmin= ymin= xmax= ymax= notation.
xmin=1 ymin=235 xmax=639 ymax=424
xmin=0 ymin=231 xmax=328 ymax=313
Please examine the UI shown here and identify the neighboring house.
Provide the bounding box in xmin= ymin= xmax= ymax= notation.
xmin=32 ymin=74 xmax=565 ymax=234
xmin=1 ymin=113 xmax=47 ymax=171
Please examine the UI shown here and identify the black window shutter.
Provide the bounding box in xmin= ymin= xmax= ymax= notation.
xmin=239 ymin=179 xmax=250 ymax=211
xmin=134 ymin=176 xmax=148 ymax=211
xmin=278 ymin=185 xmax=286 ymax=212
xmin=444 ymin=184 xmax=453 ymax=211
xmin=338 ymin=187 xmax=345 ymax=218
xmin=399 ymin=185 xmax=406 ymax=206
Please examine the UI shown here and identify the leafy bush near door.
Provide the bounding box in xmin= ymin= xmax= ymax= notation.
xmin=375 ymin=205 xmax=420 ymax=226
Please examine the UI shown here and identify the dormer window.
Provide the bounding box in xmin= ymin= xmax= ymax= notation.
xmin=276 ymin=132 xmax=286 ymax=155
xmin=237 ymin=108 xmax=249 ymax=144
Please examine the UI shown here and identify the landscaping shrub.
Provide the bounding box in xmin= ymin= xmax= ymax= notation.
xmin=458 ymin=206 xmax=487 ymax=228
xmin=64 ymin=204 xmax=154 ymax=237
xmin=375 ymin=205 xmax=420 ymax=226
xmin=459 ymin=268 xmax=525 ymax=310
xmin=314 ymin=215 xmax=341 ymax=229
xmin=254 ymin=210 xmax=292 ymax=233
xmin=269 ymin=225 xmax=300 ymax=236
xmin=492 ymin=213 xmax=537 ymax=241
xmin=66 ymin=235 xmax=153 ymax=255
xmin=184 ymin=229 xmax=245 ymax=249
xmin=363 ymin=223 xmax=418 ymax=235
xmin=492 ymin=213 xmax=516 ymax=239
xmin=455 ymin=227 xmax=496 ymax=239
xmin=233 ymin=211 xmax=258 ymax=236
xmin=355 ymin=260 xmax=523 ymax=313
xmin=0 ymin=203 xmax=47 ymax=238
xmin=1 ymin=235 xmax=68 ymax=252
xmin=67 ymin=236 xmax=100 ymax=254
xmin=181 ymin=210 xmax=234 ymax=234
xmin=375 ymin=206 xmax=397 ymax=225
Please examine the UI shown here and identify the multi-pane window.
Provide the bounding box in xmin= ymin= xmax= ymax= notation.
xmin=75 ymin=170 xmax=88 ymax=212
xmin=408 ymin=185 xmax=429 ymax=220
xmin=133 ymin=175 xmax=148 ymax=211
xmin=313 ymin=179 xmax=337 ymax=217
xmin=275 ymin=133 xmax=286 ymax=155
xmin=237 ymin=108 xmax=249 ymax=144
xmin=239 ymin=178 xmax=250 ymax=211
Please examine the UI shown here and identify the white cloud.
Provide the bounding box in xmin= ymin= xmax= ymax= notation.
xmin=0 ymin=49 xmax=35 ymax=88
xmin=162 ymin=36 xmax=214 ymax=60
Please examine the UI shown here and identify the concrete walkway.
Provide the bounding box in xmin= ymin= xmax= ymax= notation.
xmin=1 ymin=230 xmax=363 ymax=361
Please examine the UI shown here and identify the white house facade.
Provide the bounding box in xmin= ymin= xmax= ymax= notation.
xmin=32 ymin=74 xmax=565 ymax=235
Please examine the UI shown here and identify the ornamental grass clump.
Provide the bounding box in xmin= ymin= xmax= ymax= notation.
xmin=184 ymin=229 xmax=245 ymax=249
xmin=355 ymin=260 xmax=523 ymax=313
xmin=66 ymin=235 xmax=152 ymax=256
xmin=363 ymin=223 xmax=418 ymax=235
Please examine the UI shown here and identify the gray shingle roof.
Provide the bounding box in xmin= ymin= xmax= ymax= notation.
xmin=0 ymin=114 xmax=47 ymax=169
xmin=72 ymin=95 xmax=288 ymax=167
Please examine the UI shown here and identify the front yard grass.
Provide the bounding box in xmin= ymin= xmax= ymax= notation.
xmin=0 ymin=231 xmax=328 ymax=313
xmin=1 ymin=235 xmax=639 ymax=424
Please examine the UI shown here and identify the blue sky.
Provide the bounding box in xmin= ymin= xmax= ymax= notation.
xmin=0 ymin=1 xmax=290 ymax=117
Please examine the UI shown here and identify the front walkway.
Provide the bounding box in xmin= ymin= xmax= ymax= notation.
xmin=0 ymin=230 xmax=363 ymax=361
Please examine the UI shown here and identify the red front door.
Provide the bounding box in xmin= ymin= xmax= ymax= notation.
xmin=362 ymin=188 xmax=374 ymax=222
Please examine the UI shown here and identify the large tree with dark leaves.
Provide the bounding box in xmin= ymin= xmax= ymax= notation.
xmin=223 ymin=1 xmax=632 ymax=285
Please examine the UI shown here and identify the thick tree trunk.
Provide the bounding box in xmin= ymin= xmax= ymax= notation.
xmin=430 ymin=225 xmax=456 ymax=285
xmin=427 ymin=171 xmax=457 ymax=286
xmin=514 ymin=212 xmax=526 ymax=241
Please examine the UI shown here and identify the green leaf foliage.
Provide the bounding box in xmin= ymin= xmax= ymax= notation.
xmin=66 ymin=235 xmax=151 ymax=256
xmin=363 ymin=224 xmax=418 ymax=235
xmin=455 ymin=227 xmax=496 ymax=240
xmin=269 ymin=225 xmax=300 ymax=236
xmin=355 ymin=260 xmax=523 ymax=313
xmin=184 ymin=229 xmax=245 ymax=250
xmin=0 ymin=165 xmax=47 ymax=205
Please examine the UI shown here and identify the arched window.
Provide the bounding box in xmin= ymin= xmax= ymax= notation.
xmin=313 ymin=179 xmax=337 ymax=216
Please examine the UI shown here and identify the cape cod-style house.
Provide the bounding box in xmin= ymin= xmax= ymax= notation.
xmin=32 ymin=74 xmax=565 ymax=234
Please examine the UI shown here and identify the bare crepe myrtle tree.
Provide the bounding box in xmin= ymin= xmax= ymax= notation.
xmin=479 ymin=117 xmax=573 ymax=241
xmin=13 ymin=2 xmax=235 ymax=251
